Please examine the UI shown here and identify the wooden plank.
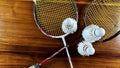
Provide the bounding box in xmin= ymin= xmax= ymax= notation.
xmin=0 ymin=0 xmax=120 ymax=68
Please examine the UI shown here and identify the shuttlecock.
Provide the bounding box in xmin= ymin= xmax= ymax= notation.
xmin=77 ymin=41 xmax=95 ymax=56
xmin=29 ymin=64 xmax=40 ymax=68
xmin=82 ymin=24 xmax=105 ymax=43
xmin=62 ymin=18 xmax=77 ymax=34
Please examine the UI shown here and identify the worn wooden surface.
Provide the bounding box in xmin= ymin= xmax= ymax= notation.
xmin=0 ymin=0 xmax=120 ymax=68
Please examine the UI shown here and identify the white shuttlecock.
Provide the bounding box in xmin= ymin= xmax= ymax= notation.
xmin=62 ymin=18 xmax=77 ymax=34
xmin=82 ymin=24 xmax=106 ymax=43
xmin=77 ymin=41 xmax=95 ymax=56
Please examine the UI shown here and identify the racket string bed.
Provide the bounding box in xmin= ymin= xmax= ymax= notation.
xmin=36 ymin=0 xmax=77 ymax=36
xmin=85 ymin=0 xmax=120 ymax=41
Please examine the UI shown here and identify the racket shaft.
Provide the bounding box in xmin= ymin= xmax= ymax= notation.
xmin=39 ymin=46 xmax=66 ymax=65
xmin=62 ymin=37 xmax=73 ymax=68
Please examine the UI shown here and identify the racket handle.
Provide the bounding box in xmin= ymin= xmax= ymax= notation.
xmin=29 ymin=64 xmax=40 ymax=68
xmin=29 ymin=46 xmax=66 ymax=68
xmin=39 ymin=46 xmax=66 ymax=65
xmin=62 ymin=37 xmax=73 ymax=68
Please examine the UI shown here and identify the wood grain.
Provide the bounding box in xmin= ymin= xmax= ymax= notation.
xmin=0 ymin=0 xmax=120 ymax=68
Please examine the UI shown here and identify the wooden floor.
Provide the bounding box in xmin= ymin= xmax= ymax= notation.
xmin=0 ymin=0 xmax=120 ymax=68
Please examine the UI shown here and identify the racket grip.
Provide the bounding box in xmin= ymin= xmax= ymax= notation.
xmin=29 ymin=64 xmax=40 ymax=68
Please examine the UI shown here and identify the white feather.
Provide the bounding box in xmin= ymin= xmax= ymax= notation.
xmin=77 ymin=42 xmax=86 ymax=56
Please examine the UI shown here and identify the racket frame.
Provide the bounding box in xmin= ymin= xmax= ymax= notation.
xmin=33 ymin=0 xmax=78 ymax=38
xmin=83 ymin=0 xmax=120 ymax=42
xmin=33 ymin=0 xmax=79 ymax=68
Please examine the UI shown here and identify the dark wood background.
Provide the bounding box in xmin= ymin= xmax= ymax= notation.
xmin=0 ymin=0 xmax=120 ymax=68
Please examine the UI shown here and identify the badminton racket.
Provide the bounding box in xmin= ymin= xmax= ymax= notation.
xmin=84 ymin=0 xmax=120 ymax=42
xmin=30 ymin=0 xmax=78 ymax=68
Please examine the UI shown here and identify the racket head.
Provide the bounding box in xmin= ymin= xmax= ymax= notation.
xmin=84 ymin=0 xmax=120 ymax=42
xmin=33 ymin=0 xmax=78 ymax=38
